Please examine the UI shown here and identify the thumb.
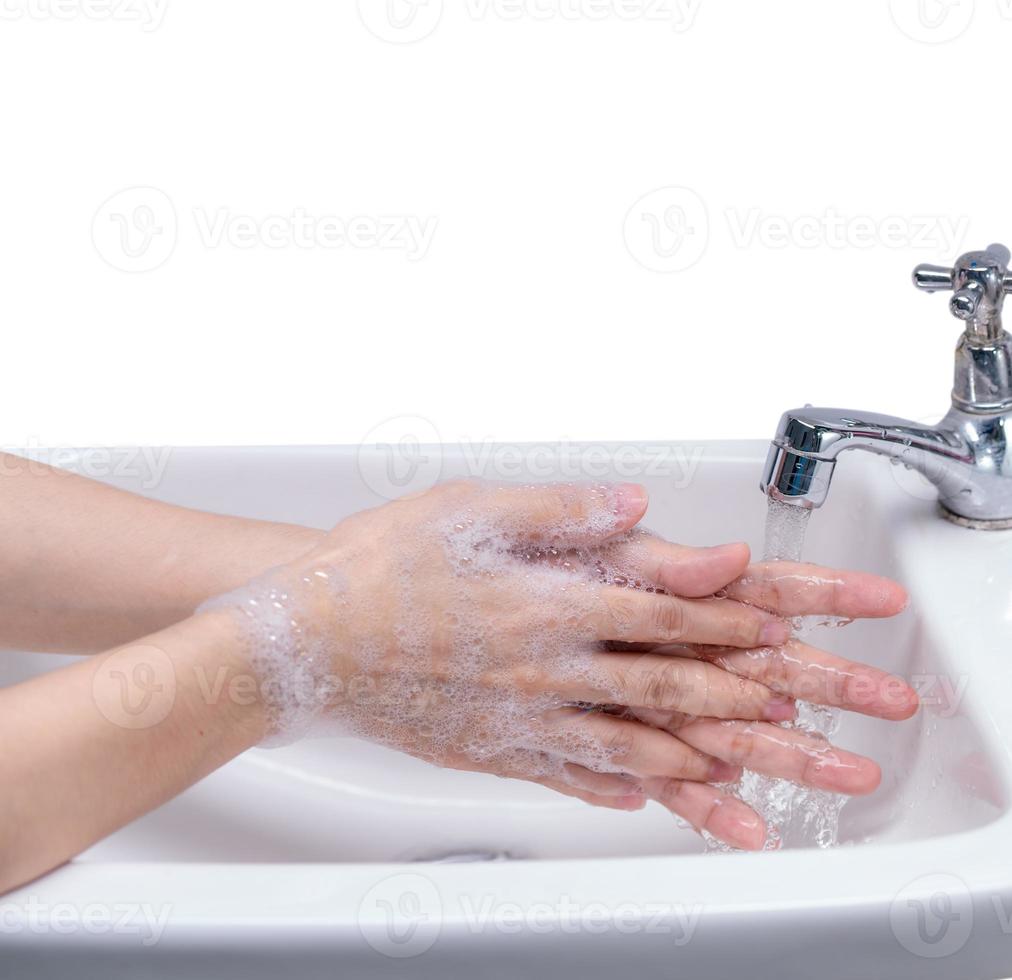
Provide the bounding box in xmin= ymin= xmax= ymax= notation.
xmin=482 ymin=482 xmax=648 ymax=545
xmin=628 ymin=537 xmax=752 ymax=597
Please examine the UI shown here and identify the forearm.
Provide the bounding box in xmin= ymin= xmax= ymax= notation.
xmin=0 ymin=610 xmax=265 ymax=894
xmin=0 ymin=453 xmax=323 ymax=652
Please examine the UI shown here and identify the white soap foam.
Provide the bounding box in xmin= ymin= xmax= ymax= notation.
xmin=200 ymin=482 xmax=653 ymax=786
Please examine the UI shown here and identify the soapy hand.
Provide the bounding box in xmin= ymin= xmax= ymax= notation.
xmin=209 ymin=480 xmax=916 ymax=851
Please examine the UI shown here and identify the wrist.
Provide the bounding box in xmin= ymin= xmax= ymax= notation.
xmin=162 ymin=519 xmax=326 ymax=622
xmin=195 ymin=558 xmax=349 ymax=746
xmin=169 ymin=610 xmax=272 ymax=751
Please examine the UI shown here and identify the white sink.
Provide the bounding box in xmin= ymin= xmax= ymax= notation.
xmin=3 ymin=442 xmax=1012 ymax=978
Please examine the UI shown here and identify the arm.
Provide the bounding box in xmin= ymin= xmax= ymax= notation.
xmin=0 ymin=480 xmax=915 ymax=891
xmin=0 ymin=453 xmax=323 ymax=653
xmin=0 ymin=610 xmax=266 ymax=893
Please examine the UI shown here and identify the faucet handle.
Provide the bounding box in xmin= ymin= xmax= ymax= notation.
xmin=911 ymin=264 xmax=955 ymax=291
xmin=912 ymin=243 xmax=1012 ymax=341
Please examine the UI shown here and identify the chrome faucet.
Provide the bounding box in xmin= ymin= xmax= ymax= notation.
xmin=761 ymin=244 xmax=1012 ymax=529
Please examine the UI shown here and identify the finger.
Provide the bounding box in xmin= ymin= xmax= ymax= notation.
xmin=561 ymin=762 xmax=643 ymax=797
xmin=602 ymin=534 xmax=752 ymax=597
xmin=482 ymin=482 xmax=648 ymax=545
xmin=584 ymin=654 xmax=797 ymax=722
xmin=590 ymin=587 xmax=791 ymax=647
xmin=538 ymin=776 xmax=647 ymax=811
xmin=482 ymin=750 xmax=648 ymax=811
xmin=694 ymin=639 xmax=919 ymax=721
xmin=723 ymin=562 xmax=908 ymax=619
xmin=630 ymin=705 xmax=696 ymax=732
xmin=669 ymin=717 xmax=883 ymax=796
xmin=540 ymin=709 xmax=742 ymax=783
xmin=644 ymin=777 xmax=767 ymax=851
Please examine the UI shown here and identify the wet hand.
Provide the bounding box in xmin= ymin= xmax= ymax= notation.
xmin=604 ymin=553 xmax=916 ymax=849
xmin=209 ymin=481 xmax=916 ymax=852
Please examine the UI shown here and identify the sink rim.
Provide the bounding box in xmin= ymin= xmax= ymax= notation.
xmin=3 ymin=441 xmax=1012 ymax=957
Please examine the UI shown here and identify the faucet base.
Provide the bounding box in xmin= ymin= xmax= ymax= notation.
xmin=938 ymin=504 xmax=1012 ymax=531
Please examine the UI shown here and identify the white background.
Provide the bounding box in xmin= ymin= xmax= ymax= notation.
xmin=0 ymin=0 xmax=1006 ymax=449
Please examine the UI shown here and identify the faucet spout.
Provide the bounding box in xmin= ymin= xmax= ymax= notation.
xmin=760 ymin=407 xmax=1012 ymax=526
xmin=761 ymin=245 xmax=1012 ymax=529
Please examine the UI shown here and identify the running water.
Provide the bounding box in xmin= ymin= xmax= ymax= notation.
xmin=762 ymin=497 xmax=812 ymax=563
xmin=705 ymin=498 xmax=848 ymax=851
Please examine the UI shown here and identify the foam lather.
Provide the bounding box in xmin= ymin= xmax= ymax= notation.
xmin=199 ymin=482 xmax=657 ymax=788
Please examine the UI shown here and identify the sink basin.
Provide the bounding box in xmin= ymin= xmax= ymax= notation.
xmin=3 ymin=442 xmax=1012 ymax=978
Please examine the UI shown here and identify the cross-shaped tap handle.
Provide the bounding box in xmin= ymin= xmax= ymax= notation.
xmin=913 ymin=244 xmax=1012 ymax=340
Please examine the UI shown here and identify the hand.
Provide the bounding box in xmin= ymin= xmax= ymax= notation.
xmin=211 ymin=480 xmax=916 ymax=850
xmin=616 ymin=559 xmax=917 ymax=848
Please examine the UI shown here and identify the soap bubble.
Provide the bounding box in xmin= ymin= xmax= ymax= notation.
xmin=201 ymin=481 xmax=651 ymax=782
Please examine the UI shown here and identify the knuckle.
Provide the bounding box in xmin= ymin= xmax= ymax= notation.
xmin=523 ymin=485 xmax=589 ymax=528
xmin=528 ymin=489 xmax=561 ymax=524
xmin=730 ymin=610 xmax=763 ymax=647
xmin=652 ymin=599 xmax=686 ymax=641
xmin=557 ymin=486 xmax=589 ymax=522
xmin=659 ymin=709 xmax=690 ymax=733
xmin=600 ymin=722 xmax=638 ymax=760
xmin=733 ymin=678 xmax=763 ymax=716
xmin=605 ymin=593 xmax=640 ymax=637
xmin=726 ymin=729 xmax=757 ymax=766
xmin=638 ymin=663 xmax=686 ymax=709
xmin=683 ymin=749 xmax=714 ymax=780
xmin=769 ymin=576 xmax=788 ymax=611
xmin=758 ymin=648 xmax=792 ymax=691
xmin=656 ymin=777 xmax=688 ymax=810
xmin=506 ymin=664 xmax=551 ymax=696
xmin=801 ymin=751 xmax=820 ymax=786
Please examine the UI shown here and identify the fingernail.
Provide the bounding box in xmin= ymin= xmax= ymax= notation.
xmin=613 ymin=483 xmax=648 ymax=519
xmin=708 ymin=760 xmax=742 ymax=783
xmin=618 ymin=793 xmax=647 ymax=810
xmin=762 ymin=697 xmax=797 ymax=722
xmin=760 ymin=619 xmax=792 ymax=646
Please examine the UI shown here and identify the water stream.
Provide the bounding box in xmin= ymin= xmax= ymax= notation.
xmin=706 ymin=498 xmax=848 ymax=851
